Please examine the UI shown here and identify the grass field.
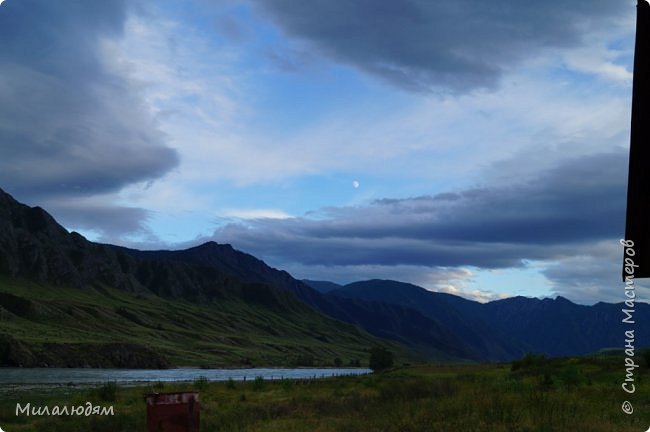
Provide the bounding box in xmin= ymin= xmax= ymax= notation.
xmin=1 ymin=354 xmax=648 ymax=431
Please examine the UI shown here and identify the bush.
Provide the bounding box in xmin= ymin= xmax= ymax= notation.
xmin=369 ymin=347 xmax=393 ymax=372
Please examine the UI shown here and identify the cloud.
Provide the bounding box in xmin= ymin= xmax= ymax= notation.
xmin=209 ymin=150 xmax=626 ymax=274
xmin=543 ymin=240 xmax=650 ymax=304
xmin=0 ymin=0 xmax=632 ymax=306
xmin=562 ymin=46 xmax=632 ymax=84
xmin=252 ymin=0 xmax=627 ymax=92
xmin=42 ymin=196 xmax=151 ymax=239
xmin=288 ymin=263 xmax=508 ymax=303
xmin=220 ymin=208 xmax=293 ymax=220
xmin=203 ymin=149 xmax=630 ymax=304
xmin=0 ymin=0 xmax=178 ymax=201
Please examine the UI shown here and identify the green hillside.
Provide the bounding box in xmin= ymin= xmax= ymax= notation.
xmin=0 ymin=276 xmax=402 ymax=368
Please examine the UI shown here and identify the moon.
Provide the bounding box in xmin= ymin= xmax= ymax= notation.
xmin=352 ymin=180 xmax=360 ymax=189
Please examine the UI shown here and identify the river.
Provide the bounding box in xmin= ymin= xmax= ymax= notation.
xmin=0 ymin=367 xmax=372 ymax=386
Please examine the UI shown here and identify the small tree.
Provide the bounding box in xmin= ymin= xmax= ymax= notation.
xmin=369 ymin=347 xmax=393 ymax=372
xmin=334 ymin=357 xmax=342 ymax=367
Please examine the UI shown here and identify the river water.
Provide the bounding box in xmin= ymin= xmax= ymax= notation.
xmin=0 ymin=367 xmax=371 ymax=386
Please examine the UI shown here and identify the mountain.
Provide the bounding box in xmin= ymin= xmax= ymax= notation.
xmin=330 ymin=279 xmax=650 ymax=358
xmin=124 ymin=242 xmax=478 ymax=361
xmin=330 ymin=280 xmax=523 ymax=360
xmin=302 ymin=280 xmax=343 ymax=293
xmin=481 ymin=295 xmax=650 ymax=357
xmin=0 ymin=188 xmax=231 ymax=299
xmin=118 ymin=236 xmax=650 ymax=362
xmin=0 ymin=187 xmax=480 ymax=365
xmin=0 ymin=188 xmax=395 ymax=367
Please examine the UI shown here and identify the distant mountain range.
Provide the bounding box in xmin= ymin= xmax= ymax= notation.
xmin=0 ymin=187 xmax=646 ymax=367
xmin=319 ymin=279 xmax=649 ymax=358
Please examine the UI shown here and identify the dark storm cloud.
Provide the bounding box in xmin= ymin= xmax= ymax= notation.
xmin=43 ymin=200 xmax=151 ymax=239
xmin=0 ymin=0 xmax=178 ymax=201
xmin=212 ymin=151 xmax=627 ymax=269
xmin=252 ymin=0 xmax=626 ymax=92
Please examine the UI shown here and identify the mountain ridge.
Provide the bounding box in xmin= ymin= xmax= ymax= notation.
xmin=126 ymin=243 xmax=480 ymax=360
xmin=0 ymin=188 xmax=400 ymax=367
xmin=330 ymin=279 xmax=650 ymax=358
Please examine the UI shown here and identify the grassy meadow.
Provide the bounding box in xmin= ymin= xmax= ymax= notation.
xmin=1 ymin=354 xmax=648 ymax=431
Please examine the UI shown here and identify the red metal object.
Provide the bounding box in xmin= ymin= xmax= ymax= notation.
xmin=145 ymin=392 xmax=200 ymax=432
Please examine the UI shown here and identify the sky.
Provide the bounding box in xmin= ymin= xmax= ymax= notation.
xmin=0 ymin=0 xmax=646 ymax=304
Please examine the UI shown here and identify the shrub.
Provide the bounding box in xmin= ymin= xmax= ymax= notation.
xmin=369 ymin=347 xmax=393 ymax=372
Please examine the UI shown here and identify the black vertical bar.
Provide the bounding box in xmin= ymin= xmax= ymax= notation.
xmin=624 ymin=0 xmax=650 ymax=279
